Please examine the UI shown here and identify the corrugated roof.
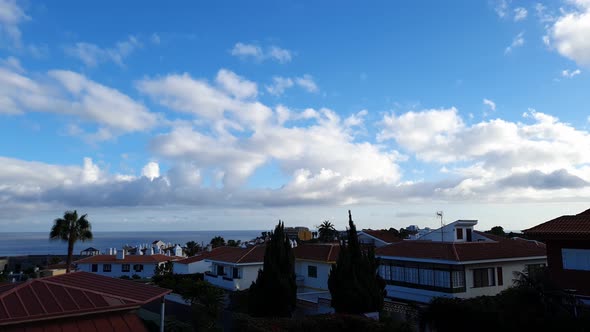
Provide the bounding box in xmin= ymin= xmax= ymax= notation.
xmin=360 ymin=230 xmax=403 ymax=244
xmin=75 ymin=254 xmax=182 ymax=264
xmin=175 ymin=246 xmax=240 ymax=265
xmin=294 ymin=244 xmax=340 ymax=262
xmin=0 ymin=272 xmax=170 ymax=327
xmin=205 ymin=245 xmax=266 ymax=264
xmin=523 ymin=208 xmax=590 ymax=239
xmin=376 ymin=237 xmax=546 ymax=262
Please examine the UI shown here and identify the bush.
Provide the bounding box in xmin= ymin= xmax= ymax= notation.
xmin=119 ymin=275 xmax=131 ymax=280
xmin=132 ymin=274 xmax=141 ymax=280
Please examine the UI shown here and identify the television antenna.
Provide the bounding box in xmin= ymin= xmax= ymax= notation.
xmin=436 ymin=211 xmax=444 ymax=242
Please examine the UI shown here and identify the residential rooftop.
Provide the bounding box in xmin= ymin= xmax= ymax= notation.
xmin=75 ymin=254 xmax=182 ymax=264
xmin=523 ymin=208 xmax=590 ymax=239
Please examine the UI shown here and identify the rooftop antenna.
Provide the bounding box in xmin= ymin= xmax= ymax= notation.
xmin=436 ymin=211 xmax=444 ymax=242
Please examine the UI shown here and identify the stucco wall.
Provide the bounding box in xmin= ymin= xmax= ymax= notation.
xmin=78 ymin=262 xmax=161 ymax=279
xmin=174 ymin=260 xmax=210 ymax=274
xmin=295 ymin=260 xmax=332 ymax=291
xmin=205 ymin=263 xmax=261 ymax=291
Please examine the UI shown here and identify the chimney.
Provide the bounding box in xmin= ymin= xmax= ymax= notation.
xmin=116 ymin=249 xmax=125 ymax=260
xmin=206 ymin=244 xmax=212 ymax=252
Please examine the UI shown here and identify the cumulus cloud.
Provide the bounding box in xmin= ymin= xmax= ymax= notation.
xmin=546 ymin=1 xmax=590 ymax=66
xmin=514 ymin=7 xmax=528 ymax=21
xmin=505 ymin=32 xmax=525 ymax=54
xmin=266 ymin=74 xmax=318 ymax=95
xmin=141 ymin=162 xmax=160 ymax=180
xmin=0 ymin=0 xmax=29 ymax=46
xmin=497 ymin=169 xmax=588 ymax=189
xmin=215 ymin=69 xmax=258 ymax=99
xmin=493 ymin=0 xmax=510 ymax=18
xmin=230 ymin=42 xmax=292 ymax=63
xmin=561 ymin=68 xmax=582 ymax=78
xmin=64 ymin=36 xmax=141 ymax=67
xmin=483 ymin=98 xmax=496 ymax=113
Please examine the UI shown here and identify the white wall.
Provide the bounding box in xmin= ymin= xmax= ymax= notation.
xmin=174 ymin=260 xmax=210 ymax=274
xmin=418 ymin=220 xmax=477 ymax=243
xmin=295 ymin=260 xmax=333 ymax=291
xmin=78 ymin=262 xmax=162 ymax=279
xmin=204 ymin=263 xmax=261 ymax=291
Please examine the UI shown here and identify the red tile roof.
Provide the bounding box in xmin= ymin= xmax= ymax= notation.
xmin=175 ymin=246 xmax=239 ymax=265
xmin=360 ymin=230 xmax=402 ymax=244
xmin=75 ymin=254 xmax=182 ymax=264
xmin=376 ymin=238 xmax=546 ymax=262
xmin=205 ymin=245 xmax=266 ymax=264
xmin=523 ymin=208 xmax=590 ymax=239
xmin=0 ymin=272 xmax=170 ymax=327
xmin=0 ymin=311 xmax=147 ymax=332
xmin=294 ymin=244 xmax=340 ymax=262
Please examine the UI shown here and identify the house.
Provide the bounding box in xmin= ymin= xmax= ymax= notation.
xmin=204 ymin=245 xmax=266 ymax=291
xmin=285 ymin=227 xmax=313 ymax=241
xmin=523 ymin=208 xmax=590 ymax=302
xmin=152 ymin=240 xmax=166 ymax=249
xmin=358 ymin=229 xmax=402 ymax=247
xmin=0 ymin=271 xmax=170 ymax=331
xmin=174 ymin=246 xmax=237 ymax=275
xmin=75 ymin=250 xmax=182 ymax=279
xmin=294 ymin=243 xmax=340 ymax=292
xmin=376 ymin=220 xmax=547 ymax=303
xmin=80 ymin=247 xmax=101 ymax=256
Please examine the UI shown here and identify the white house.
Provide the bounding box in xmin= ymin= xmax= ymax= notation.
xmin=375 ymin=220 xmax=547 ymax=303
xmin=358 ymin=230 xmax=402 ymax=247
xmin=75 ymin=250 xmax=182 ymax=279
xmin=293 ymin=243 xmax=339 ymax=292
xmin=174 ymin=247 xmax=236 ymax=275
xmin=204 ymin=245 xmax=265 ymax=291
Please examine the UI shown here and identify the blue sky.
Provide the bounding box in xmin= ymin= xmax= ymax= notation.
xmin=1 ymin=0 xmax=589 ymax=232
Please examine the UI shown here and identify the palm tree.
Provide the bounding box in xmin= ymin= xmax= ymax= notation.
xmin=317 ymin=220 xmax=337 ymax=242
xmin=50 ymin=210 xmax=93 ymax=273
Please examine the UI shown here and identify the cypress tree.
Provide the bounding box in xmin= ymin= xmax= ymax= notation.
xmin=248 ymin=221 xmax=297 ymax=317
xmin=328 ymin=210 xmax=386 ymax=314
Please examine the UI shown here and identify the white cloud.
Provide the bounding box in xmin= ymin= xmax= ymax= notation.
xmin=0 ymin=55 xmax=23 ymax=72
xmin=215 ymin=69 xmax=258 ymax=99
xmin=141 ymin=161 xmax=160 ymax=180
xmin=548 ymin=1 xmax=590 ymax=66
xmin=266 ymin=74 xmax=318 ymax=95
xmin=230 ymin=42 xmax=292 ymax=63
xmin=561 ymin=68 xmax=582 ymax=78
xmin=64 ymin=36 xmax=141 ymax=67
xmin=514 ymin=7 xmax=528 ymax=21
xmin=505 ymin=32 xmax=525 ymax=54
xmin=483 ymin=98 xmax=496 ymax=111
xmin=295 ymin=74 xmax=318 ymax=93
xmin=0 ymin=0 xmax=29 ymax=46
xmin=494 ymin=0 xmax=510 ymax=18
xmin=151 ymin=33 xmax=161 ymax=45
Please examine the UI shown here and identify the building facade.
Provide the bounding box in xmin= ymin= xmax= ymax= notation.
xmin=75 ymin=251 xmax=181 ymax=279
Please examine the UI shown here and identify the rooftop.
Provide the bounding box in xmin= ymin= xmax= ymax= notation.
xmin=376 ymin=236 xmax=546 ymax=263
xmin=294 ymin=243 xmax=340 ymax=262
xmin=75 ymin=254 xmax=182 ymax=264
xmin=175 ymin=246 xmax=240 ymax=265
xmin=205 ymin=245 xmax=266 ymax=264
xmin=360 ymin=229 xmax=403 ymax=244
xmin=523 ymin=208 xmax=590 ymax=239
xmin=0 ymin=271 xmax=170 ymax=327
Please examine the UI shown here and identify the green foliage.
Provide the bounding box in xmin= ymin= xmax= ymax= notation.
xmin=132 ymin=274 xmax=141 ymax=280
xmin=49 ymin=256 xmax=62 ymax=265
xmin=120 ymin=275 xmax=131 ymax=280
xmin=485 ymin=226 xmax=506 ymax=237
xmin=49 ymin=210 xmax=93 ymax=273
xmin=248 ymin=221 xmax=297 ymax=317
xmin=154 ymin=260 xmax=174 ymax=276
xmin=210 ymin=236 xmax=226 ymax=248
xmin=328 ymin=210 xmax=386 ymax=314
xmin=227 ymin=239 xmax=242 ymax=247
xmin=179 ymin=279 xmax=225 ymax=331
xmin=398 ymin=228 xmax=417 ymax=239
xmin=317 ymin=220 xmax=337 ymax=242
xmin=231 ymin=313 xmax=413 ymax=332
xmin=185 ymin=241 xmax=201 ymax=256
xmin=152 ymin=272 xmax=204 ymax=292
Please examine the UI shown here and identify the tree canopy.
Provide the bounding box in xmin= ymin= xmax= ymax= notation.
xmin=210 ymin=236 xmax=226 ymax=248
xmin=328 ymin=210 xmax=386 ymax=314
xmin=317 ymin=220 xmax=338 ymax=242
xmin=49 ymin=210 xmax=93 ymax=273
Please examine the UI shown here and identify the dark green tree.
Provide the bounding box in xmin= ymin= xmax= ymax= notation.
xmin=328 ymin=210 xmax=386 ymax=314
xmin=486 ymin=226 xmax=506 ymax=237
xmin=227 ymin=239 xmax=242 ymax=247
xmin=180 ymin=279 xmax=224 ymax=331
xmin=49 ymin=210 xmax=93 ymax=273
xmin=185 ymin=240 xmax=201 ymax=256
xmin=248 ymin=221 xmax=296 ymax=317
xmin=154 ymin=260 xmax=174 ymax=276
xmin=210 ymin=236 xmax=226 ymax=248
xmin=317 ymin=220 xmax=337 ymax=242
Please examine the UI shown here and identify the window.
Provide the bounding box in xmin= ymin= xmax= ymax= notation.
xmin=456 ymin=228 xmax=463 ymax=240
xmin=133 ymin=264 xmax=143 ymax=272
xmin=562 ymin=249 xmax=590 ymax=271
xmin=308 ymin=265 xmax=318 ymax=278
xmin=103 ymin=264 xmax=112 ymax=272
xmin=217 ymin=265 xmax=225 ymax=276
xmin=434 ymin=270 xmax=450 ymax=288
xmin=420 ymin=268 xmax=435 ymax=286
xmin=466 ymin=228 xmax=472 ymax=242
xmin=122 ymin=264 xmax=130 ymax=272
xmin=497 ymin=267 xmax=503 ymax=286
xmin=232 ymin=267 xmax=240 ymax=279
xmin=452 ymin=270 xmax=465 ymax=288
xmin=91 ymin=264 xmax=98 ymax=272
xmin=473 ymin=268 xmax=495 ymax=288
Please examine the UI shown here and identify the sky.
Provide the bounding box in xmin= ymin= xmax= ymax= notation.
xmin=1 ymin=0 xmax=589 ymax=232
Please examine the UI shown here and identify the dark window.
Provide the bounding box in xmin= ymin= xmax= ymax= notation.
xmin=308 ymin=265 xmax=318 ymax=278
xmin=232 ymin=267 xmax=240 ymax=279
xmin=217 ymin=265 xmax=224 ymax=275
xmin=91 ymin=264 xmax=98 ymax=272
xmin=473 ymin=268 xmax=495 ymax=288
xmin=122 ymin=264 xmax=130 ymax=272
xmin=466 ymin=228 xmax=472 ymax=242
xmin=456 ymin=228 xmax=463 ymax=240
xmin=133 ymin=264 xmax=143 ymax=272
xmin=103 ymin=264 xmax=112 ymax=272
xmin=497 ymin=267 xmax=503 ymax=286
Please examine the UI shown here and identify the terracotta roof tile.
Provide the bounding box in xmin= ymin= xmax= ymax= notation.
xmin=205 ymin=245 xmax=266 ymax=264
xmin=0 ymin=311 xmax=147 ymax=332
xmin=361 ymin=230 xmax=403 ymax=244
xmin=75 ymin=254 xmax=181 ymax=264
xmin=0 ymin=272 xmax=170 ymax=327
xmin=523 ymin=208 xmax=590 ymax=239
xmin=294 ymin=244 xmax=340 ymax=262
xmin=175 ymin=246 xmax=238 ymax=265
xmin=376 ymin=238 xmax=546 ymax=262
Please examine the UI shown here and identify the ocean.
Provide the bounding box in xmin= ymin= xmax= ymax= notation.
xmin=0 ymin=231 xmax=262 ymax=257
